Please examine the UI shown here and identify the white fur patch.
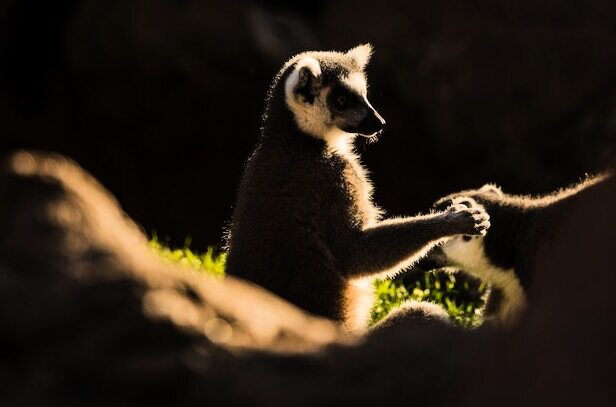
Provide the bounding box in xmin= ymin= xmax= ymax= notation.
xmin=284 ymin=71 xmax=332 ymax=139
xmin=324 ymin=128 xmax=354 ymax=155
xmin=343 ymin=277 xmax=375 ymax=332
xmin=347 ymin=43 xmax=373 ymax=68
xmin=295 ymin=55 xmax=321 ymax=77
xmin=285 ymin=62 xmax=360 ymax=148
xmin=343 ymin=72 xmax=368 ymax=97
xmin=441 ymin=236 xmax=527 ymax=325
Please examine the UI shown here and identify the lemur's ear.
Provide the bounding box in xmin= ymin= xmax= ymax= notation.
xmin=347 ymin=43 xmax=373 ymax=68
xmin=293 ymin=56 xmax=322 ymax=104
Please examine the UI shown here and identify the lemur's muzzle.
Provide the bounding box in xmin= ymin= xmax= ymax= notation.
xmin=356 ymin=108 xmax=386 ymax=136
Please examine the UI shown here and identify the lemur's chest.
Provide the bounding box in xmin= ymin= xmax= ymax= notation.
xmin=334 ymin=153 xmax=381 ymax=228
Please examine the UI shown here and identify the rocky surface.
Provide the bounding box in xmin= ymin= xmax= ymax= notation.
xmin=0 ymin=151 xmax=345 ymax=404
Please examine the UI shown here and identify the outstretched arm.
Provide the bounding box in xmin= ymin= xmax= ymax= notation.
xmin=337 ymin=199 xmax=490 ymax=279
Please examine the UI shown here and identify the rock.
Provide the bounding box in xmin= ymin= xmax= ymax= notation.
xmin=0 ymin=151 xmax=344 ymax=404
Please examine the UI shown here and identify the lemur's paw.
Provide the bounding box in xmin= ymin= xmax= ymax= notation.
xmin=443 ymin=197 xmax=491 ymax=236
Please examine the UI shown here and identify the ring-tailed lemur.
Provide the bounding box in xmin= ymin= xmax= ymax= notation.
xmin=420 ymin=173 xmax=611 ymax=325
xmin=224 ymin=45 xmax=491 ymax=331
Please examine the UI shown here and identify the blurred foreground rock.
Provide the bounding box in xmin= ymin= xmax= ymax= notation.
xmin=0 ymin=151 xmax=345 ymax=404
xmin=0 ymin=151 xmax=614 ymax=405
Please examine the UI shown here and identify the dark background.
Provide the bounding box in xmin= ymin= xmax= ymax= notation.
xmin=1 ymin=0 xmax=615 ymax=248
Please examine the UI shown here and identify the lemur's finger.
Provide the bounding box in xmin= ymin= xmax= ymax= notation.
xmin=469 ymin=208 xmax=487 ymax=216
xmin=475 ymin=220 xmax=491 ymax=231
xmin=452 ymin=197 xmax=477 ymax=208
xmin=447 ymin=203 xmax=467 ymax=213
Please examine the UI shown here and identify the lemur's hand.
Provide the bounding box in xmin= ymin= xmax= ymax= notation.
xmin=442 ymin=197 xmax=490 ymax=236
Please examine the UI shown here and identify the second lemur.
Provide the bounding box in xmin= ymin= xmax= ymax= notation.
xmin=419 ymin=173 xmax=611 ymax=325
xmin=225 ymin=45 xmax=490 ymax=331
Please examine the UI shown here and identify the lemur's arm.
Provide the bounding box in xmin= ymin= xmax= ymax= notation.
xmin=338 ymin=199 xmax=490 ymax=279
xmin=406 ymin=244 xmax=452 ymax=272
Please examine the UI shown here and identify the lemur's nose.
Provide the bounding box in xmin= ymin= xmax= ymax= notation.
xmin=370 ymin=109 xmax=386 ymax=130
xmin=358 ymin=109 xmax=385 ymax=135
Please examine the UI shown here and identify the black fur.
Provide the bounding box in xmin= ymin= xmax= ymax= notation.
xmin=294 ymin=66 xmax=318 ymax=104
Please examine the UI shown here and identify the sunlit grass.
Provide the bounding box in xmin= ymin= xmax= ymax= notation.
xmin=149 ymin=238 xmax=486 ymax=327
xmin=149 ymin=237 xmax=226 ymax=278
xmin=371 ymin=270 xmax=486 ymax=328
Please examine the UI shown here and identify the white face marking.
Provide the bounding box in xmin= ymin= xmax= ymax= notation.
xmin=342 ymin=72 xmax=367 ymax=97
xmin=282 ymin=48 xmax=379 ymax=152
xmin=442 ymin=236 xmax=527 ymax=325
xmin=284 ymin=56 xmax=358 ymax=150
xmin=295 ymin=55 xmax=321 ymax=77
xmin=284 ymin=62 xmax=333 ymax=140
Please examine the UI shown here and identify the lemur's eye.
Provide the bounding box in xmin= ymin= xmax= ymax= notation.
xmin=336 ymin=95 xmax=347 ymax=108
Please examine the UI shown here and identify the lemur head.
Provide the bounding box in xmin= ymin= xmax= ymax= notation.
xmin=281 ymin=44 xmax=385 ymax=147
